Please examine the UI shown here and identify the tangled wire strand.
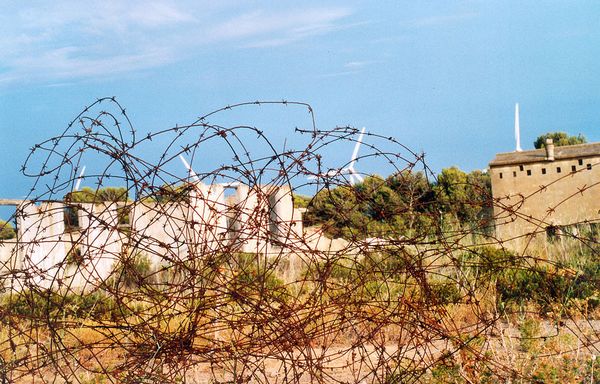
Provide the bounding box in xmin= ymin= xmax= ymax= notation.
xmin=0 ymin=98 xmax=598 ymax=383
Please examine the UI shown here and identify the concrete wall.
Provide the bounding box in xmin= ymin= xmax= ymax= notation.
xmin=490 ymin=156 xmax=600 ymax=251
xmin=187 ymin=183 xmax=229 ymax=255
xmin=66 ymin=203 xmax=123 ymax=289
xmin=0 ymin=182 xmax=306 ymax=290
xmin=268 ymin=185 xmax=303 ymax=245
xmin=16 ymin=201 xmax=67 ymax=288
xmin=130 ymin=199 xmax=190 ymax=266
xmin=229 ymin=184 xmax=270 ymax=253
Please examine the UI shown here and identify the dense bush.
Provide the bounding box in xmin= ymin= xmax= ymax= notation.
xmin=0 ymin=220 xmax=15 ymax=240
xmin=533 ymin=131 xmax=587 ymax=149
xmin=496 ymin=263 xmax=600 ymax=313
xmin=108 ymin=253 xmax=154 ymax=289
xmin=304 ymin=168 xmax=492 ymax=240
xmin=232 ymin=252 xmax=289 ymax=303
xmin=2 ymin=290 xmax=120 ymax=321
xmin=65 ymin=186 xmax=128 ymax=203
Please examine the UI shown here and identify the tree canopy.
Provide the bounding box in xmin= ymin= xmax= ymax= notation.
xmin=533 ymin=132 xmax=587 ymax=149
xmin=0 ymin=220 xmax=16 ymax=240
xmin=304 ymin=168 xmax=492 ymax=239
xmin=434 ymin=167 xmax=492 ymax=228
xmin=65 ymin=187 xmax=128 ymax=203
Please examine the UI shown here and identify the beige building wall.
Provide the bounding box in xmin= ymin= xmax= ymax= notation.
xmin=490 ymin=143 xmax=600 ymax=252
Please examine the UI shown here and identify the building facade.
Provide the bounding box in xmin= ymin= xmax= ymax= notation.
xmin=489 ymin=140 xmax=600 ymax=251
xmin=0 ymin=183 xmax=304 ymax=290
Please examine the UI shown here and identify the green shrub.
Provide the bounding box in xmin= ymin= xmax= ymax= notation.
xmin=231 ymin=253 xmax=289 ymax=303
xmin=430 ymin=281 xmax=462 ymax=305
xmin=0 ymin=220 xmax=15 ymax=240
xmin=530 ymin=356 xmax=589 ymax=383
xmin=1 ymin=290 xmax=120 ymax=321
xmin=109 ymin=253 xmax=154 ymax=289
xmin=459 ymin=246 xmax=517 ymax=279
xmin=429 ymin=352 xmax=463 ymax=383
xmin=519 ymin=317 xmax=541 ymax=353
xmin=496 ymin=264 xmax=600 ymax=314
xmin=292 ymin=193 xmax=311 ymax=209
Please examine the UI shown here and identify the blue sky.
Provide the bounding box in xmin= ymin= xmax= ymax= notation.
xmin=1 ymin=1 xmax=600 ymax=201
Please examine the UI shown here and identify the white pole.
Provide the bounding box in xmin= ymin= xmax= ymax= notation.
xmin=515 ymin=103 xmax=523 ymax=152
xmin=74 ymin=165 xmax=86 ymax=191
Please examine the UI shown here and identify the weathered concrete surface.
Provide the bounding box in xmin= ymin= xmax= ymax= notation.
xmin=489 ymin=142 xmax=600 ymax=252
xmin=16 ymin=201 xmax=67 ymax=288
xmin=1 ymin=183 xmax=307 ymax=289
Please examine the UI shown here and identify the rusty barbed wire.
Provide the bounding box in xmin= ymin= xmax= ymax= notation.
xmin=0 ymin=98 xmax=598 ymax=383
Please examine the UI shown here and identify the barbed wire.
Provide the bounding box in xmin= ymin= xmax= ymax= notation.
xmin=0 ymin=98 xmax=598 ymax=383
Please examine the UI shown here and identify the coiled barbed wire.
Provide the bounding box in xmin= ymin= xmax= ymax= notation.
xmin=0 ymin=98 xmax=597 ymax=383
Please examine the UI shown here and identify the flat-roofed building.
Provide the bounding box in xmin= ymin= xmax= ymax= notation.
xmin=489 ymin=139 xmax=600 ymax=251
xmin=0 ymin=182 xmax=305 ymax=290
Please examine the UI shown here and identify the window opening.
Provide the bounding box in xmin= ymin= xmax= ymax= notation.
xmin=64 ymin=205 xmax=80 ymax=231
xmin=0 ymin=206 xmax=17 ymax=241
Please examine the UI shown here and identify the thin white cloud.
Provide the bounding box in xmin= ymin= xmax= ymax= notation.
xmin=318 ymin=70 xmax=360 ymax=78
xmin=128 ymin=3 xmax=194 ymax=27
xmin=317 ymin=59 xmax=378 ymax=79
xmin=406 ymin=12 xmax=477 ymax=28
xmin=211 ymin=8 xmax=352 ymax=47
xmin=344 ymin=60 xmax=378 ymax=69
xmin=0 ymin=2 xmax=354 ymax=86
xmin=0 ymin=48 xmax=174 ymax=86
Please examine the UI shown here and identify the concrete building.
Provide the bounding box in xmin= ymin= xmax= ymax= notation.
xmin=489 ymin=139 xmax=600 ymax=251
xmin=0 ymin=182 xmax=304 ymax=290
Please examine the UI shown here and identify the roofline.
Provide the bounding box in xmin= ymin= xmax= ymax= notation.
xmin=489 ymin=141 xmax=600 ymax=167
